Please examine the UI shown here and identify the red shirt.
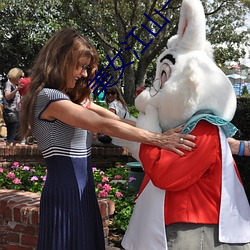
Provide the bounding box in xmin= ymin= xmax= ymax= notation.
xmin=139 ymin=121 xmax=223 ymax=225
xmin=19 ymin=77 xmax=31 ymax=96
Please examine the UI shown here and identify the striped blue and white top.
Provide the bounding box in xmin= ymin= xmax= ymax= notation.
xmin=33 ymin=88 xmax=92 ymax=159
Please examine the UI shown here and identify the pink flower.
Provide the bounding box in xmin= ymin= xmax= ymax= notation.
xmin=12 ymin=162 xmax=19 ymax=169
xmin=30 ymin=176 xmax=38 ymax=181
xmin=115 ymin=192 xmax=123 ymax=198
xmin=129 ymin=177 xmax=137 ymax=182
xmin=30 ymin=169 xmax=36 ymax=173
xmin=114 ymin=175 xmax=122 ymax=180
xmin=6 ymin=172 xmax=15 ymax=179
xmin=102 ymin=176 xmax=109 ymax=183
xmin=12 ymin=178 xmax=22 ymax=184
xmin=97 ymin=183 xmax=102 ymax=189
xmin=100 ymin=171 xmax=105 ymax=175
xmin=40 ymin=176 xmax=46 ymax=181
xmin=98 ymin=190 xmax=108 ymax=198
xmin=0 ymin=168 xmax=4 ymax=173
xmin=102 ymin=184 xmax=112 ymax=191
xmin=22 ymin=166 xmax=30 ymax=171
xmin=92 ymin=167 xmax=97 ymax=173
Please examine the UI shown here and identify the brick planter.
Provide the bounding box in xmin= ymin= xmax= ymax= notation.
xmin=0 ymin=189 xmax=115 ymax=250
xmin=0 ymin=142 xmax=135 ymax=168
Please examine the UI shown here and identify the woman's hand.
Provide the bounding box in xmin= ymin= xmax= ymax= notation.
xmin=158 ymin=127 xmax=197 ymax=156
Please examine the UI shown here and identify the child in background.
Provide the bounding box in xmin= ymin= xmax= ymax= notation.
xmin=19 ymin=69 xmax=31 ymax=96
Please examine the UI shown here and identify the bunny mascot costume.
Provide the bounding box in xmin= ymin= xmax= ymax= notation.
xmin=111 ymin=0 xmax=250 ymax=249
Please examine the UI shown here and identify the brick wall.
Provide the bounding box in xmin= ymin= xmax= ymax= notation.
xmin=0 ymin=143 xmax=135 ymax=169
xmin=0 ymin=189 xmax=115 ymax=250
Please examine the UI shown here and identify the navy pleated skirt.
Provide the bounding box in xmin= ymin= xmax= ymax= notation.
xmin=37 ymin=156 xmax=105 ymax=250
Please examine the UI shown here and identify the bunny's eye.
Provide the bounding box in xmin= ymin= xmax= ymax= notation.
xmin=149 ymin=61 xmax=172 ymax=97
xmin=160 ymin=63 xmax=171 ymax=88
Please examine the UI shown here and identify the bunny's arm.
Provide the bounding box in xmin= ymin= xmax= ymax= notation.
xmin=139 ymin=120 xmax=220 ymax=191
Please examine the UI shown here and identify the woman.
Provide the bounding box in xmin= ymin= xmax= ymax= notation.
xmin=97 ymin=85 xmax=136 ymax=144
xmin=3 ymin=67 xmax=24 ymax=146
xmin=106 ymin=85 xmax=134 ymax=120
xmin=19 ymin=28 xmax=196 ymax=250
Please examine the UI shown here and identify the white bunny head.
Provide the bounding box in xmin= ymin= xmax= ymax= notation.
xmin=135 ymin=0 xmax=236 ymax=132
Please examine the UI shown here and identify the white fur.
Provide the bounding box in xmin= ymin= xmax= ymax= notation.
xmin=112 ymin=0 xmax=236 ymax=160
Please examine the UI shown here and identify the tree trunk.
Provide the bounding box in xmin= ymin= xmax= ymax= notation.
xmin=123 ymin=64 xmax=135 ymax=105
xmin=135 ymin=59 xmax=150 ymax=88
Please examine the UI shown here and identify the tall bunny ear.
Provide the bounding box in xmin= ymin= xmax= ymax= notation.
xmin=174 ymin=0 xmax=206 ymax=50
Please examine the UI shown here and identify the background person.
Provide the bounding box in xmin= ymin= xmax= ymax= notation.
xmin=19 ymin=28 xmax=196 ymax=250
xmin=97 ymin=85 xmax=137 ymax=144
xmin=3 ymin=67 xmax=24 ymax=146
xmin=18 ymin=69 xmax=32 ymax=144
xmin=106 ymin=85 xmax=135 ymax=120
xmin=19 ymin=69 xmax=31 ymax=96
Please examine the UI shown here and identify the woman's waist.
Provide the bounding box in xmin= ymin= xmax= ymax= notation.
xmin=40 ymin=146 xmax=91 ymax=158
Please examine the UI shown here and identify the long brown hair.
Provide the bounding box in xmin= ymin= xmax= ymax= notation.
xmin=19 ymin=28 xmax=98 ymax=138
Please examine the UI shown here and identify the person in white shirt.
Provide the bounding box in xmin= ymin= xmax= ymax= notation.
xmin=106 ymin=85 xmax=136 ymax=121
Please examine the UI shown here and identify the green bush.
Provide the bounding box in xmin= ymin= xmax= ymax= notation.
xmin=128 ymin=104 xmax=139 ymax=118
xmin=231 ymin=95 xmax=250 ymax=201
xmin=242 ymin=85 xmax=249 ymax=95
xmin=0 ymin=162 xmax=46 ymax=193
xmin=93 ymin=166 xmax=137 ymax=233
xmin=0 ymin=162 xmax=137 ymax=234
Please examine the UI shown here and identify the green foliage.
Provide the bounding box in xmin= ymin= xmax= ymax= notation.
xmin=93 ymin=166 xmax=137 ymax=233
xmin=241 ymin=0 xmax=250 ymax=8
xmin=65 ymin=0 xmax=249 ymax=103
xmin=1 ymin=162 xmax=137 ymax=234
xmin=128 ymin=104 xmax=139 ymax=118
xmin=204 ymin=0 xmax=248 ymax=65
xmin=232 ymin=96 xmax=250 ymax=139
xmin=0 ymin=162 xmax=46 ymax=193
xmin=0 ymin=0 xmax=248 ymax=103
xmin=231 ymin=96 xmax=250 ymax=201
xmin=242 ymin=85 xmax=249 ymax=95
xmin=0 ymin=0 xmax=75 ymax=76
